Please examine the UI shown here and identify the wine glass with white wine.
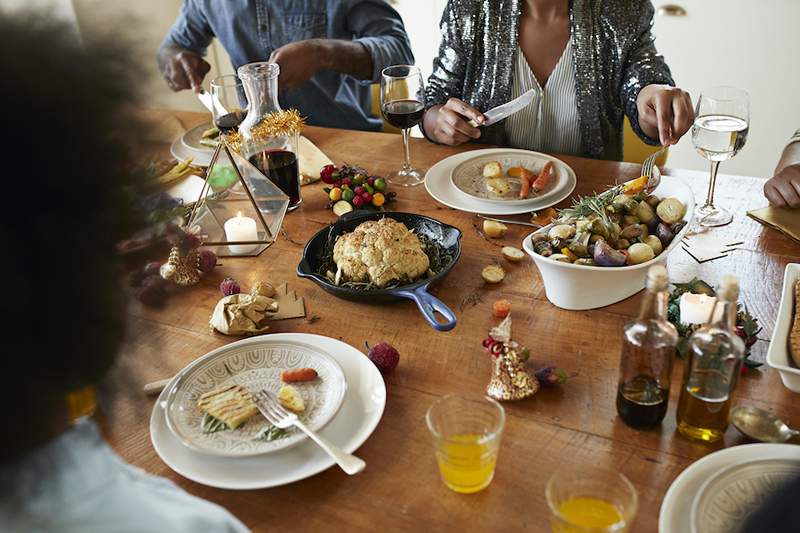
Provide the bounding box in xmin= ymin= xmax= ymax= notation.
xmin=691 ymin=87 xmax=750 ymax=227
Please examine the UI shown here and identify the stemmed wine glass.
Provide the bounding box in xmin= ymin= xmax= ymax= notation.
xmin=381 ymin=65 xmax=426 ymax=187
xmin=691 ymin=87 xmax=750 ymax=227
xmin=210 ymin=75 xmax=247 ymax=134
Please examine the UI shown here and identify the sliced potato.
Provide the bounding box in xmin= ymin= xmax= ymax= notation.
xmin=482 ymin=161 xmax=503 ymax=179
xmin=501 ymin=246 xmax=525 ymax=262
xmin=482 ymin=265 xmax=506 ymax=283
xmin=277 ymin=384 xmax=305 ymax=413
xmin=483 ymin=220 xmax=508 ymax=238
xmin=332 ymin=200 xmax=353 ymax=216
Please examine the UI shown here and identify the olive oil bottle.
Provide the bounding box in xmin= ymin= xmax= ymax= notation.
xmin=616 ymin=265 xmax=678 ymax=428
xmin=676 ymin=275 xmax=745 ymax=442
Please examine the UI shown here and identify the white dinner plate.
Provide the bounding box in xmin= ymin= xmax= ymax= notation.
xmin=425 ymin=148 xmax=577 ymax=215
xmin=690 ymin=457 xmax=800 ymax=533
xmin=150 ymin=333 xmax=386 ymax=490
xmin=450 ymin=152 xmax=571 ymax=206
xmin=659 ymin=443 xmax=800 ymax=533
xmin=171 ymin=122 xmax=216 ymax=167
xmin=164 ymin=338 xmax=347 ymax=457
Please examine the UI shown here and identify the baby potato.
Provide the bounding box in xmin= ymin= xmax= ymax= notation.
xmin=483 ymin=161 xmax=503 ymax=179
xmin=626 ymin=242 xmax=655 ymax=265
xmin=642 ymin=235 xmax=663 ymax=255
xmin=501 ymin=246 xmax=525 ymax=262
xmin=483 ymin=220 xmax=508 ymax=238
xmin=482 ymin=265 xmax=506 ymax=283
xmin=656 ymin=198 xmax=686 ymax=224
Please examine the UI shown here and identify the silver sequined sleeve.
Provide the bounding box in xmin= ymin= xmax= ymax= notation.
xmin=619 ymin=0 xmax=675 ymax=145
xmin=426 ymin=0 xmax=470 ymax=108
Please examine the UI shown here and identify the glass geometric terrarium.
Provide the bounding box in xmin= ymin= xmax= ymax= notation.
xmin=186 ymin=141 xmax=288 ymax=257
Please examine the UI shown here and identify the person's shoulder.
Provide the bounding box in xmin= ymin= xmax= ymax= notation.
xmin=590 ymin=0 xmax=654 ymax=23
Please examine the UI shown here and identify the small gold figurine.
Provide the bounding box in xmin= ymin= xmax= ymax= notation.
xmin=484 ymin=316 xmax=539 ymax=401
xmin=160 ymin=245 xmax=201 ymax=286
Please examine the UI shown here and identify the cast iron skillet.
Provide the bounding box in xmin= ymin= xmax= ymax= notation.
xmin=297 ymin=211 xmax=461 ymax=331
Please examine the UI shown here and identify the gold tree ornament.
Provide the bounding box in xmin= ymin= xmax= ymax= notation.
xmin=160 ymin=245 xmax=201 ymax=286
xmin=186 ymin=141 xmax=289 ymax=257
xmin=485 ymin=316 xmax=539 ymax=401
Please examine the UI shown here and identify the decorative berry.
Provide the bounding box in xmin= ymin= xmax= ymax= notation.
xmin=387 ymin=191 xmax=397 ymax=199
xmin=128 ymin=269 xmax=148 ymax=288
xmin=136 ymin=275 xmax=167 ymax=307
xmin=320 ymin=164 xmax=336 ymax=184
xmin=353 ymin=174 xmax=366 ymax=185
xmin=374 ymin=178 xmax=387 ymax=192
xmin=220 ymin=277 xmax=241 ymax=296
xmin=364 ymin=184 xmax=374 ymax=194
xmin=367 ymin=177 xmax=375 ymax=186
xmin=352 ymin=195 xmax=365 ymax=207
xmin=329 ymin=187 xmax=342 ymax=201
xmin=534 ymin=366 xmax=568 ymax=387
xmin=342 ymin=189 xmax=355 ymax=202
xmin=178 ymin=232 xmax=201 ymax=251
xmin=143 ymin=261 xmax=162 ymax=276
xmin=341 ymin=177 xmax=352 ymax=187
xmin=354 ymin=186 xmax=366 ymax=195
xmin=372 ymin=192 xmax=385 ymax=207
xmin=365 ymin=341 xmax=400 ymax=374
xmin=362 ymin=192 xmax=373 ymax=203
xmin=198 ymin=249 xmax=218 ymax=273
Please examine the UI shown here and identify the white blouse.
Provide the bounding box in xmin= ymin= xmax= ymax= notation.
xmin=505 ymin=40 xmax=582 ymax=155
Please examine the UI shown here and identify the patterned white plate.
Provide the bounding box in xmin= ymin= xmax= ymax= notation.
xmin=450 ymin=153 xmax=571 ymax=206
xmin=691 ymin=458 xmax=800 ymax=533
xmin=170 ymin=122 xmax=215 ymax=167
xmin=660 ymin=444 xmax=800 ymax=533
xmin=164 ymin=339 xmax=346 ymax=457
xmin=425 ymin=148 xmax=577 ymax=215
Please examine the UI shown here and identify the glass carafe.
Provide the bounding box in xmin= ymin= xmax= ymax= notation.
xmin=237 ymin=61 xmax=301 ymax=210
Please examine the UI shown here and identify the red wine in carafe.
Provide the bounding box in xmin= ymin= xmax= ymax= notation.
xmin=249 ymin=149 xmax=300 ymax=209
xmin=382 ymin=100 xmax=424 ymax=129
xmin=215 ymin=110 xmax=245 ymax=133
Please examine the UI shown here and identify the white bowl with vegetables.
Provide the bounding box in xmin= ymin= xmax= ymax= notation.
xmin=522 ymin=175 xmax=695 ymax=310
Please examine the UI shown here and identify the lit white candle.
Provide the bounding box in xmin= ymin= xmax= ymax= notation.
xmin=224 ymin=211 xmax=258 ymax=254
xmin=679 ymin=293 xmax=724 ymax=325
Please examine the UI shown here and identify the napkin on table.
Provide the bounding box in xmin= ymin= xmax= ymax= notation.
xmin=681 ymin=233 xmax=744 ymax=263
xmin=747 ymin=205 xmax=800 ymax=244
xmin=298 ymin=136 xmax=333 ymax=186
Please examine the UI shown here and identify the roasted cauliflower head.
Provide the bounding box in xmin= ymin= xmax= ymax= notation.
xmin=332 ymin=218 xmax=430 ymax=288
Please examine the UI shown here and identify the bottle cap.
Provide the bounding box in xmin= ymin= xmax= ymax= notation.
xmin=646 ymin=264 xmax=669 ymax=290
xmin=718 ymin=274 xmax=740 ymax=301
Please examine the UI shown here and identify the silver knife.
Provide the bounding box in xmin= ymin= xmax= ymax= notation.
xmin=469 ymin=89 xmax=535 ymax=128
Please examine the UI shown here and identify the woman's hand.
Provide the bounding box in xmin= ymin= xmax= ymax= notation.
xmin=764 ymin=163 xmax=800 ymax=208
xmin=636 ymin=85 xmax=694 ymax=146
xmin=423 ymin=98 xmax=486 ymax=145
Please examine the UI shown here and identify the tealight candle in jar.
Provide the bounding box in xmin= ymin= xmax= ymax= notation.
xmin=679 ymin=293 xmax=724 ymax=325
xmin=224 ymin=211 xmax=258 ymax=254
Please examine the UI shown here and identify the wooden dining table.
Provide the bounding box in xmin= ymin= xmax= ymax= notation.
xmin=105 ymin=109 xmax=799 ymax=532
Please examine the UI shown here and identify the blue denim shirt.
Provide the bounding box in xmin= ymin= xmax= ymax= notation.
xmin=164 ymin=0 xmax=413 ymax=131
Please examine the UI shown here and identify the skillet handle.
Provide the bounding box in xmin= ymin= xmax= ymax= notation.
xmin=395 ymin=285 xmax=457 ymax=332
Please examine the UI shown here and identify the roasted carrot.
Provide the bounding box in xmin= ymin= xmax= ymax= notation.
xmin=532 ymin=161 xmax=553 ymax=193
xmin=519 ymin=175 xmax=531 ymax=198
xmin=510 ymin=166 xmax=535 ymax=199
xmin=280 ymin=367 xmax=318 ymax=383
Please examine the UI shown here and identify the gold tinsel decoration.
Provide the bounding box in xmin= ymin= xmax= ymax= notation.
xmin=226 ymin=109 xmax=305 ymax=153
xmin=484 ymin=316 xmax=539 ymax=401
xmin=159 ymin=245 xmax=201 ymax=286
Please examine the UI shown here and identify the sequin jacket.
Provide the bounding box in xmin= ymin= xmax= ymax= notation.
xmin=425 ymin=0 xmax=675 ymax=160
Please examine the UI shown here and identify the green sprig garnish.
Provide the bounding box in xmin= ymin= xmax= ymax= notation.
xmin=254 ymin=425 xmax=289 ymax=442
xmin=201 ymin=412 xmax=229 ymax=434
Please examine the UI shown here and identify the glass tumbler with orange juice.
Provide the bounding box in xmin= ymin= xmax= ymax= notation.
xmin=425 ymin=394 xmax=505 ymax=494
xmin=546 ymin=467 xmax=638 ymax=532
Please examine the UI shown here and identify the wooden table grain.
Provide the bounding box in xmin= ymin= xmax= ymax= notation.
xmin=106 ymin=109 xmax=798 ymax=532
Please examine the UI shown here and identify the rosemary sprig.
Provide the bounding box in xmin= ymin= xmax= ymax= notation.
xmin=201 ymin=412 xmax=229 ymax=434
xmin=254 ymin=425 xmax=289 ymax=442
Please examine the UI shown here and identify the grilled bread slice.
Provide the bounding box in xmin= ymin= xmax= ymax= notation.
xmin=791 ymin=281 xmax=800 ymax=368
xmin=198 ymin=384 xmax=258 ymax=429
xmin=277 ymin=385 xmax=305 ymax=413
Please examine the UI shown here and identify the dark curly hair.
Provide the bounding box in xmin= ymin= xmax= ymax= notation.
xmin=0 ymin=14 xmax=146 ymax=459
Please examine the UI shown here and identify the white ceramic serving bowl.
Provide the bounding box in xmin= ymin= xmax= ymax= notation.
xmin=767 ymin=263 xmax=800 ymax=392
xmin=522 ymin=175 xmax=695 ymax=310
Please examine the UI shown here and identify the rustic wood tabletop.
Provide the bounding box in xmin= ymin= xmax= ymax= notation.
xmin=104 ymin=109 xmax=798 ymax=532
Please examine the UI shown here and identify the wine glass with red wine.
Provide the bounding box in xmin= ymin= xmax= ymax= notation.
xmin=210 ymin=75 xmax=246 ymax=134
xmin=381 ymin=65 xmax=426 ymax=187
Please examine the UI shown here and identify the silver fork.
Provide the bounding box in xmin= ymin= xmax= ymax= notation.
xmin=641 ymin=147 xmax=666 ymax=193
xmin=254 ymin=390 xmax=366 ymax=475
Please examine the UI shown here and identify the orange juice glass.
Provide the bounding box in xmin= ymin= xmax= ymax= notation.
xmin=425 ymin=394 xmax=505 ymax=494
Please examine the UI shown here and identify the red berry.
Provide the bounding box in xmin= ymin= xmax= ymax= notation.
xmin=198 ymin=249 xmax=217 ymax=273
xmin=320 ymin=164 xmax=336 ymax=184
xmin=534 ymin=366 xmax=568 ymax=387
xmin=366 ymin=341 xmax=400 ymax=374
xmin=354 ymin=186 xmax=365 ymax=195
xmin=220 ymin=277 xmax=241 ymax=296
xmin=362 ymin=192 xmax=373 ymax=203
xmin=143 ymin=261 xmax=162 ymax=277
xmin=352 ymin=195 xmax=365 ymax=207
xmin=342 ymin=177 xmax=352 ymax=187
xmin=136 ymin=275 xmax=167 ymax=307
xmin=367 ymin=177 xmax=375 ymax=186
xmin=179 ymin=232 xmax=201 ymax=251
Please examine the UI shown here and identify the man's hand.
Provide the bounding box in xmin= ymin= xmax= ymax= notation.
xmin=269 ymin=41 xmax=323 ymax=89
xmin=636 ymin=84 xmax=694 ymax=146
xmin=764 ymin=164 xmax=800 ymax=208
xmin=422 ymin=98 xmax=485 ymax=146
xmin=158 ymin=47 xmax=210 ymax=93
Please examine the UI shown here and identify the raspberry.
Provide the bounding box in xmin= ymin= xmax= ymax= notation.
xmin=320 ymin=164 xmax=337 ymax=184
xmin=365 ymin=341 xmax=399 ymax=374
xmin=220 ymin=277 xmax=241 ymax=296
xmin=198 ymin=249 xmax=218 ymax=273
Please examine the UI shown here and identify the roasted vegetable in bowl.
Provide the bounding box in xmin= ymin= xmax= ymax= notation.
xmin=531 ymin=184 xmax=687 ymax=267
